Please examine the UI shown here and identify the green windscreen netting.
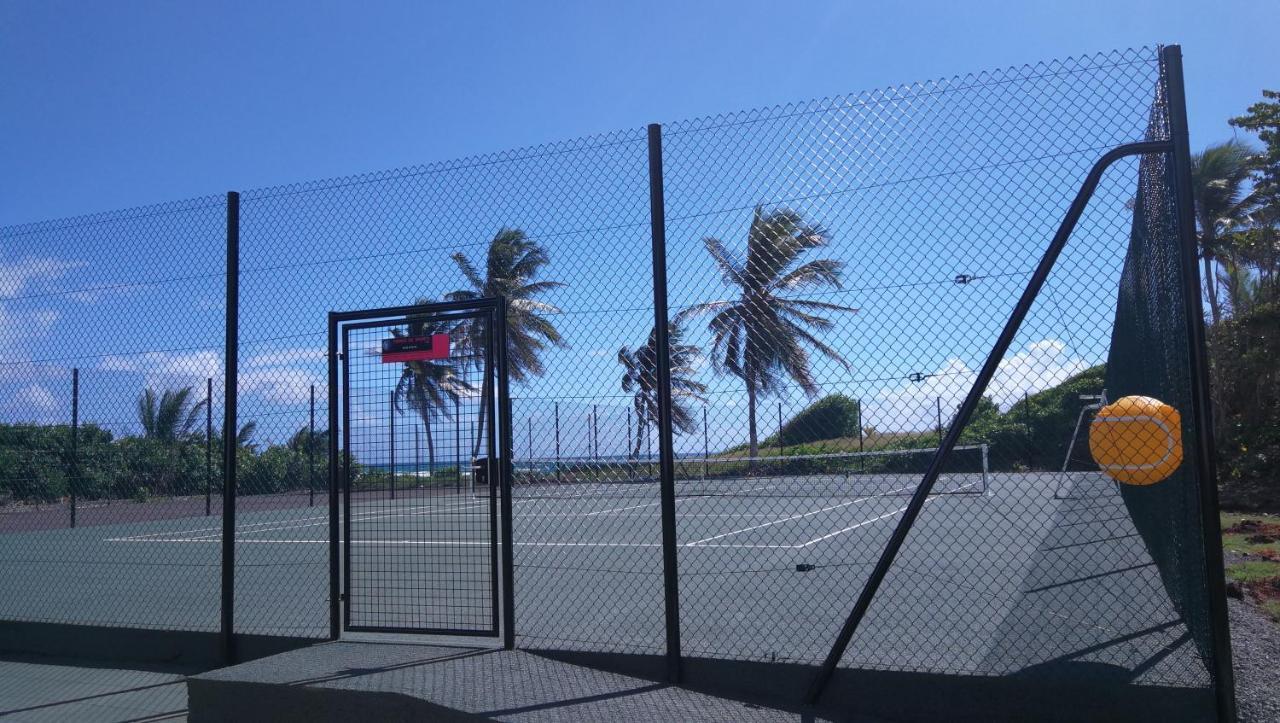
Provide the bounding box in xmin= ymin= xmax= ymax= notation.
xmin=1106 ymin=77 xmax=1214 ymax=668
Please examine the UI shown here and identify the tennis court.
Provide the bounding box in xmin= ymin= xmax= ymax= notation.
xmin=0 ymin=453 xmax=1203 ymax=683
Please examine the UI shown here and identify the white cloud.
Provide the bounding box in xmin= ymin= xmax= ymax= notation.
xmin=13 ymin=384 xmax=58 ymax=415
xmin=101 ymin=350 xmax=223 ymax=388
xmin=241 ymin=367 xmax=323 ymax=405
xmin=0 ymin=256 xmax=83 ymax=369
xmin=245 ymin=348 xmax=327 ymax=368
xmin=0 ymin=257 xmax=85 ymax=299
xmin=866 ymin=338 xmax=1088 ymax=433
xmin=98 ymin=347 xmax=326 ymax=406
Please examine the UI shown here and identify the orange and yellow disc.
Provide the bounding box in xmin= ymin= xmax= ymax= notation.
xmin=1089 ymin=395 xmax=1183 ymax=485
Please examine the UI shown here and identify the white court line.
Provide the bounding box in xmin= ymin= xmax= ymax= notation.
xmin=114 ymin=499 xmax=484 ymax=542
xmin=179 ymin=502 xmax=488 ymax=542
xmin=102 ymin=537 xmax=803 ymax=550
xmin=682 ymin=483 xmax=915 ymax=547
xmin=795 ymin=481 xmax=981 ymax=548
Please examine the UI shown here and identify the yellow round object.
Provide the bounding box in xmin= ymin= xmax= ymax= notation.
xmin=1089 ymin=395 xmax=1182 ymax=485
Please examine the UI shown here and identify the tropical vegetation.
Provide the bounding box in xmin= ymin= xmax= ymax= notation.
xmin=676 ymin=206 xmax=858 ymax=460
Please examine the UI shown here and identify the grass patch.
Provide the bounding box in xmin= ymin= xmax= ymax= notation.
xmin=1226 ymin=560 xmax=1280 ymax=584
xmin=1221 ymin=512 xmax=1280 ymax=622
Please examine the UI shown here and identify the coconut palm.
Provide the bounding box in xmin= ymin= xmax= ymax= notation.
xmin=677 ymin=206 xmax=857 ymax=459
xmin=617 ymin=323 xmax=707 ymax=459
xmin=137 ymin=387 xmax=208 ymax=443
xmin=391 ymin=309 xmax=475 ymax=473
xmin=445 ymin=228 xmax=566 ymax=456
xmin=1192 ymin=140 xmax=1256 ymax=324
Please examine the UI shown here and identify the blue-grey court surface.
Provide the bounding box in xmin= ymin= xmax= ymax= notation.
xmin=0 ymin=469 xmax=1211 ymax=689
xmin=0 ymin=656 xmax=189 ymax=722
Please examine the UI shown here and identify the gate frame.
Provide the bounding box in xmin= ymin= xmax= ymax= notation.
xmin=327 ymin=298 xmax=513 ymax=640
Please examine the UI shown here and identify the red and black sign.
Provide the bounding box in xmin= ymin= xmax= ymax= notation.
xmin=381 ymin=333 xmax=451 ymax=363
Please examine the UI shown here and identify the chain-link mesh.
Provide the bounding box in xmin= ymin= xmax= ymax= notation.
xmin=0 ymin=198 xmax=226 ymax=632
xmin=237 ymin=128 xmax=663 ymax=652
xmin=658 ymin=46 xmax=1215 ymax=694
xmin=0 ymin=44 xmax=1226 ymax=719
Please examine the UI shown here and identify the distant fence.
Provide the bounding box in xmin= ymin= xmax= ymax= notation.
xmin=0 ymin=45 xmax=1233 ymax=720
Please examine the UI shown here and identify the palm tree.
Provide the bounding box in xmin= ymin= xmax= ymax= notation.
xmin=232 ymin=421 xmax=258 ymax=452
xmin=677 ymin=206 xmax=857 ymax=459
xmin=445 ymin=228 xmax=566 ymax=457
xmin=137 ymin=387 xmax=207 ymax=443
xmin=618 ymin=323 xmax=707 ymax=459
xmin=1192 ymin=140 xmax=1256 ymax=324
xmin=391 ymin=308 xmax=475 ymax=474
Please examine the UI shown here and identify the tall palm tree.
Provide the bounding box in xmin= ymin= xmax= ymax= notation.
xmin=1192 ymin=139 xmax=1256 ymax=324
xmin=137 ymin=387 xmax=208 ymax=443
xmin=391 ymin=309 xmax=475 ymax=473
xmin=445 ymin=228 xmax=566 ymax=457
xmin=677 ymin=206 xmax=857 ymax=459
xmin=618 ymin=323 xmax=707 ymax=459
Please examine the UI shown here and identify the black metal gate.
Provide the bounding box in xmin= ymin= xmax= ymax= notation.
xmin=329 ymin=300 xmax=511 ymax=636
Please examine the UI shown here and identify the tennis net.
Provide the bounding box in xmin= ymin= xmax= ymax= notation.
xmin=506 ymin=444 xmax=989 ymax=499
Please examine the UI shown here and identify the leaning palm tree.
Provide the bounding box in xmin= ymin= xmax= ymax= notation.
xmin=445 ymin=228 xmax=566 ymax=457
xmin=677 ymin=206 xmax=857 ymax=459
xmin=391 ymin=309 xmax=475 ymax=473
xmin=1191 ymin=139 xmax=1256 ymax=324
xmin=618 ymin=323 xmax=707 ymax=459
xmin=137 ymin=387 xmax=208 ymax=443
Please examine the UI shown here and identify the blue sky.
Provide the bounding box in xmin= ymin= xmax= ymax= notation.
xmin=0 ymin=1 xmax=1276 ymax=460
xmin=3 ymin=0 xmax=1275 ymax=223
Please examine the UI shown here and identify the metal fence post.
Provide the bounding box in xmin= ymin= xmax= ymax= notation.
xmin=493 ymin=299 xmax=516 ymax=651
xmin=221 ymin=191 xmax=240 ymax=665
xmin=554 ymin=402 xmax=561 ymax=483
xmin=389 ymin=391 xmax=396 ymax=500
xmin=778 ymin=401 xmax=784 ymax=456
xmin=205 ymin=378 xmax=213 ymax=516
xmin=702 ymin=406 xmax=708 ymax=480
xmin=327 ymin=313 xmax=341 ymax=640
xmin=857 ymin=397 xmax=864 ymax=473
xmin=309 ymin=384 xmax=316 ymax=508
xmin=936 ymin=396 xmax=943 ymax=447
xmin=647 ymin=122 xmax=682 ymax=683
xmin=455 ymin=399 xmax=462 ymax=492
xmin=1161 ymin=43 xmax=1237 ymax=723
xmin=69 ymin=368 xmax=78 ymax=529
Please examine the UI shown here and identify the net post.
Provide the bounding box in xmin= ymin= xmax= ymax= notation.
xmin=1161 ymin=43 xmax=1237 ymax=722
xmin=221 ymin=190 xmax=239 ymax=665
xmin=804 ymin=140 xmax=1171 ymax=704
xmin=647 ymin=122 xmax=682 ymax=683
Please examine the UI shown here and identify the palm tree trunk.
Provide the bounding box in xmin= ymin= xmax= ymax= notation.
xmin=1204 ymin=254 xmax=1222 ymax=324
xmin=632 ymin=411 xmax=645 ymax=460
xmin=472 ymin=371 xmax=491 ymax=460
xmin=424 ymin=416 xmax=435 ymax=478
xmin=746 ymin=376 xmax=759 ymax=462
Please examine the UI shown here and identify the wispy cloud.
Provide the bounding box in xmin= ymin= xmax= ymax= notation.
xmin=868 ymin=338 xmax=1089 ymax=433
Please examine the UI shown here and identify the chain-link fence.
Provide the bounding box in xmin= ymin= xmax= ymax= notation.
xmin=0 ymin=45 xmax=1232 ymax=720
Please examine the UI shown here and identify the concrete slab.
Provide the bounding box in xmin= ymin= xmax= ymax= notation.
xmin=188 ymin=641 xmax=843 ymax=722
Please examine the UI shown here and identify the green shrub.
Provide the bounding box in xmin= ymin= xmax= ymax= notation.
xmin=769 ymin=394 xmax=861 ymax=448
